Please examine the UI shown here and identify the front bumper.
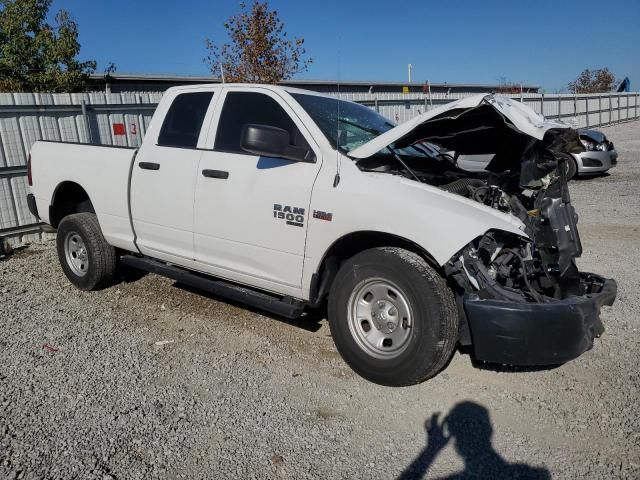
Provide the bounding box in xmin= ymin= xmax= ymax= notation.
xmin=463 ymin=273 xmax=616 ymax=366
xmin=575 ymin=150 xmax=617 ymax=175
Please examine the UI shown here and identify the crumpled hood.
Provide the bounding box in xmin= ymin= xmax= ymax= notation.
xmin=579 ymin=128 xmax=607 ymax=144
xmin=348 ymin=94 xmax=569 ymax=158
xmin=348 ymin=93 xmax=583 ymax=186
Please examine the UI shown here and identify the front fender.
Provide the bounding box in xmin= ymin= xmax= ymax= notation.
xmin=303 ymin=166 xmax=529 ymax=293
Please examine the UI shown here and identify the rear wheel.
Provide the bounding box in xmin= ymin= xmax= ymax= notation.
xmin=328 ymin=247 xmax=458 ymax=386
xmin=56 ymin=213 xmax=118 ymax=291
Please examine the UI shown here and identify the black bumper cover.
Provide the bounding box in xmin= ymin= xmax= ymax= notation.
xmin=464 ymin=273 xmax=616 ymax=366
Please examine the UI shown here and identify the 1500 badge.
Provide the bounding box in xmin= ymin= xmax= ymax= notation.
xmin=274 ymin=204 xmax=305 ymax=227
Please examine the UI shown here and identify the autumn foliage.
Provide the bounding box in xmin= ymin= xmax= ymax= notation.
xmin=568 ymin=68 xmax=617 ymax=94
xmin=205 ymin=1 xmax=312 ymax=83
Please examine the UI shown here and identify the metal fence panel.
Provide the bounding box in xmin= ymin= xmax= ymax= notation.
xmin=367 ymin=92 xmax=640 ymax=130
xmin=0 ymin=178 xmax=17 ymax=229
xmin=0 ymin=89 xmax=638 ymax=244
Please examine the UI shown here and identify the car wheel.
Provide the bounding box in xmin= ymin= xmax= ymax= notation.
xmin=565 ymin=155 xmax=578 ymax=180
xmin=56 ymin=213 xmax=118 ymax=291
xmin=328 ymin=247 xmax=458 ymax=386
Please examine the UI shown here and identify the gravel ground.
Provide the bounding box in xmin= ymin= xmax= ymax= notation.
xmin=1 ymin=120 xmax=639 ymax=480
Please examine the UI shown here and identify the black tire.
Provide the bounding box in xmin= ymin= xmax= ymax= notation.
xmin=328 ymin=247 xmax=458 ymax=386
xmin=565 ymin=155 xmax=578 ymax=180
xmin=56 ymin=213 xmax=118 ymax=291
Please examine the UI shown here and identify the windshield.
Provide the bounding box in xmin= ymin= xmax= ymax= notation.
xmin=291 ymin=92 xmax=451 ymax=163
xmin=291 ymin=93 xmax=395 ymax=152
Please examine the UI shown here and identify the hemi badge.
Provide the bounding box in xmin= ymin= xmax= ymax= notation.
xmin=313 ymin=210 xmax=333 ymax=221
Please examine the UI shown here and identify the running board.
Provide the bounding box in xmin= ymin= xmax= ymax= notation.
xmin=120 ymin=255 xmax=305 ymax=319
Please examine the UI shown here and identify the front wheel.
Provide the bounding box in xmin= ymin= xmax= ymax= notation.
xmin=565 ymin=154 xmax=578 ymax=180
xmin=56 ymin=213 xmax=118 ymax=291
xmin=328 ymin=247 xmax=458 ymax=386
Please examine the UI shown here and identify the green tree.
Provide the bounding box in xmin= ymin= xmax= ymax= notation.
xmin=568 ymin=68 xmax=616 ymax=94
xmin=0 ymin=0 xmax=96 ymax=92
xmin=205 ymin=1 xmax=312 ymax=83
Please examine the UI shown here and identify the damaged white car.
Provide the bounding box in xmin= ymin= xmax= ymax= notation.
xmin=28 ymin=86 xmax=617 ymax=386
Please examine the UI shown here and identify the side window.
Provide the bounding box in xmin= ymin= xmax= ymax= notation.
xmin=215 ymin=92 xmax=309 ymax=154
xmin=158 ymin=92 xmax=214 ymax=148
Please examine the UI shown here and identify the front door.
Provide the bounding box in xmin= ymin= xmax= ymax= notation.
xmin=194 ymin=88 xmax=321 ymax=295
xmin=130 ymin=90 xmax=215 ymax=264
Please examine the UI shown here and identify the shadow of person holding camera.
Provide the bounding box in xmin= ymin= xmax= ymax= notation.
xmin=398 ymin=401 xmax=551 ymax=480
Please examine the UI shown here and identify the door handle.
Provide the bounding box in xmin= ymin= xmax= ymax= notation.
xmin=202 ymin=169 xmax=229 ymax=179
xmin=139 ymin=162 xmax=160 ymax=171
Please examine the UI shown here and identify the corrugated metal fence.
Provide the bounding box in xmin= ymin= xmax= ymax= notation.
xmin=1 ymin=89 xmax=638 ymax=244
xmin=341 ymin=91 xmax=640 ymax=127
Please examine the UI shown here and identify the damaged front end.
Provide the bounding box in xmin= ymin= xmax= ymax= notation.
xmin=440 ymin=127 xmax=617 ymax=365
xmin=440 ymin=125 xmax=617 ymax=365
xmin=446 ymin=228 xmax=616 ymax=365
xmin=348 ymin=94 xmax=618 ymax=366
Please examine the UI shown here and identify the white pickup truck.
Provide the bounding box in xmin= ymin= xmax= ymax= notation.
xmin=27 ymin=84 xmax=616 ymax=386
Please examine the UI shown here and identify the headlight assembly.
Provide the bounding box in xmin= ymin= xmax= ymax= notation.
xmin=580 ymin=139 xmax=606 ymax=151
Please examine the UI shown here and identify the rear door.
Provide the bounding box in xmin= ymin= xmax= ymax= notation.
xmin=130 ymin=89 xmax=217 ymax=264
xmin=193 ymin=87 xmax=322 ymax=295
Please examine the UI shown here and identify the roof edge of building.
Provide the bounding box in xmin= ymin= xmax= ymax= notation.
xmin=89 ymin=73 xmax=539 ymax=90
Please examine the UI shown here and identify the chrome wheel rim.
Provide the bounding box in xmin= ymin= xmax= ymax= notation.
xmin=64 ymin=231 xmax=89 ymax=277
xmin=347 ymin=278 xmax=413 ymax=359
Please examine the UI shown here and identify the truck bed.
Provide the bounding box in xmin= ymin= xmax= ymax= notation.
xmin=29 ymin=141 xmax=138 ymax=251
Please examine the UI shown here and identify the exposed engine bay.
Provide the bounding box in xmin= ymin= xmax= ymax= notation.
xmin=353 ymin=97 xmax=600 ymax=304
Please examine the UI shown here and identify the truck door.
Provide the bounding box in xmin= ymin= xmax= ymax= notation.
xmin=194 ymin=88 xmax=322 ymax=295
xmin=130 ymin=90 xmax=216 ymax=264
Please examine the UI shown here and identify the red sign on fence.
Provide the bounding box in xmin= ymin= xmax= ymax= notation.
xmin=112 ymin=123 xmax=126 ymax=136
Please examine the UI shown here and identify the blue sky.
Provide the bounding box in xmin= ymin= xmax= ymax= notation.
xmin=50 ymin=0 xmax=639 ymax=92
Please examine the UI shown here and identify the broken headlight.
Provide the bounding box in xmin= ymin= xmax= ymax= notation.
xmin=446 ymin=231 xmax=549 ymax=303
xmin=580 ymin=139 xmax=606 ymax=151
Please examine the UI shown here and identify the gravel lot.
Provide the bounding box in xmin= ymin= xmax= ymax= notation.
xmin=2 ymin=120 xmax=639 ymax=480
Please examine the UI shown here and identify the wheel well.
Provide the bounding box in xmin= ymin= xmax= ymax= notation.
xmin=49 ymin=182 xmax=95 ymax=228
xmin=309 ymin=231 xmax=439 ymax=306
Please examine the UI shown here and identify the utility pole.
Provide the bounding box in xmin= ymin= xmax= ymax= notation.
xmin=408 ymin=64 xmax=412 ymax=83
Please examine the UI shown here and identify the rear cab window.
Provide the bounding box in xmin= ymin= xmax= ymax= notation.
xmin=158 ymin=92 xmax=214 ymax=148
xmin=214 ymin=91 xmax=310 ymax=154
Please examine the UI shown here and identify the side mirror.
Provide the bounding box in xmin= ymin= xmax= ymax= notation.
xmin=240 ymin=124 xmax=315 ymax=163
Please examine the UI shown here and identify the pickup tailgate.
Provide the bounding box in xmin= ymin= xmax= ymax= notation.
xmin=29 ymin=141 xmax=138 ymax=251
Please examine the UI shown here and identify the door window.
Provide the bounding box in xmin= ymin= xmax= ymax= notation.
xmin=158 ymin=92 xmax=214 ymax=148
xmin=215 ymin=92 xmax=309 ymax=154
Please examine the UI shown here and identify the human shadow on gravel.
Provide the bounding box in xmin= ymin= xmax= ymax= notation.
xmin=397 ymin=401 xmax=551 ymax=480
xmin=172 ymin=282 xmax=325 ymax=332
